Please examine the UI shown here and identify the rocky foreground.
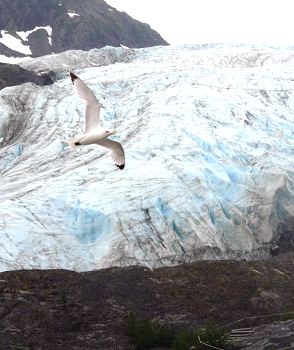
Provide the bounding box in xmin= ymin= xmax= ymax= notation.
xmin=0 ymin=253 xmax=293 ymax=349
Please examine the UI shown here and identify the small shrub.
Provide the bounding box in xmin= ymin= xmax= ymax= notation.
xmin=262 ymin=283 xmax=271 ymax=290
xmin=282 ymin=312 xmax=294 ymax=321
xmin=265 ymin=346 xmax=277 ymax=350
xmin=60 ymin=290 xmax=67 ymax=305
xmin=126 ymin=311 xmax=175 ymax=350
xmin=172 ymin=327 xmax=198 ymax=350
xmin=198 ymin=322 xmax=229 ymax=347
xmin=126 ymin=312 xmax=231 ymax=350
xmin=172 ymin=323 xmax=229 ymax=350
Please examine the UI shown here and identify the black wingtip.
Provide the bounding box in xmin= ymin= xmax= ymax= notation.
xmin=70 ymin=72 xmax=78 ymax=85
xmin=116 ymin=164 xmax=125 ymax=170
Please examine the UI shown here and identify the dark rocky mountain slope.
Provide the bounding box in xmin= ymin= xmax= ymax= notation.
xmin=0 ymin=253 xmax=293 ymax=349
xmin=0 ymin=62 xmax=53 ymax=89
xmin=0 ymin=0 xmax=168 ymax=58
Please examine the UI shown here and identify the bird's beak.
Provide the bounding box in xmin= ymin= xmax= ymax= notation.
xmin=110 ymin=132 xmax=115 ymax=135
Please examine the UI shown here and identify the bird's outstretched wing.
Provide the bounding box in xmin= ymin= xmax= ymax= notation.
xmin=98 ymin=139 xmax=125 ymax=169
xmin=70 ymin=72 xmax=101 ymax=133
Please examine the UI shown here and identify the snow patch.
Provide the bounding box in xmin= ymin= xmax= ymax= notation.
xmin=0 ymin=30 xmax=31 ymax=55
xmin=120 ymin=44 xmax=131 ymax=50
xmin=17 ymin=26 xmax=53 ymax=47
xmin=0 ymin=55 xmax=32 ymax=64
xmin=67 ymin=11 xmax=80 ymax=17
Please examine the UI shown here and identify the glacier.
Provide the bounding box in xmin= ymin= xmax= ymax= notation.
xmin=1 ymin=44 xmax=294 ymax=271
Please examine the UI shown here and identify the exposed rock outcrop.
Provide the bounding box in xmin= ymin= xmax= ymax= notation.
xmin=0 ymin=0 xmax=168 ymax=59
xmin=0 ymin=62 xmax=53 ymax=89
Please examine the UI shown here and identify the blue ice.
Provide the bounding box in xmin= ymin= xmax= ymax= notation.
xmin=209 ymin=208 xmax=215 ymax=224
xmin=185 ymin=131 xmax=213 ymax=152
xmin=223 ymin=165 xmax=246 ymax=184
xmin=157 ymin=197 xmax=174 ymax=221
xmin=1 ymin=144 xmax=22 ymax=168
xmin=101 ymin=109 xmax=118 ymax=121
xmin=1 ymin=154 xmax=16 ymax=168
xmin=218 ymin=200 xmax=231 ymax=219
xmin=157 ymin=197 xmax=185 ymax=239
xmin=13 ymin=144 xmax=22 ymax=157
xmin=56 ymin=141 xmax=66 ymax=157
xmin=67 ymin=204 xmax=112 ymax=244
xmin=172 ymin=221 xmax=184 ymax=240
xmin=204 ymin=168 xmax=225 ymax=187
xmin=216 ymin=141 xmax=232 ymax=157
xmin=201 ymin=152 xmax=219 ymax=166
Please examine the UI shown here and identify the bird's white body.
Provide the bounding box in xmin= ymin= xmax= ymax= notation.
xmin=67 ymin=72 xmax=125 ymax=169
xmin=80 ymin=133 xmax=106 ymax=145
xmin=73 ymin=130 xmax=110 ymax=145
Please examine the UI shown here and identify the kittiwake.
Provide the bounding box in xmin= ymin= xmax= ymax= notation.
xmin=67 ymin=72 xmax=125 ymax=169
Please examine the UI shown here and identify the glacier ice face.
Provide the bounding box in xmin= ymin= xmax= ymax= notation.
xmin=1 ymin=44 xmax=294 ymax=271
xmin=19 ymin=46 xmax=136 ymax=81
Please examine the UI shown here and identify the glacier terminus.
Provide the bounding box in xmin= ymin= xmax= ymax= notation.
xmin=1 ymin=44 xmax=294 ymax=271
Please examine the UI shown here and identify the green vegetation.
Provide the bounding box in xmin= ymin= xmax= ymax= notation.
xmin=125 ymin=312 xmax=235 ymax=350
xmin=130 ymin=22 xmax=149 ymax=40
xmin=126 ymin=311 xmax=175 ymax=349
xmin=282 ymin=312 xmax=294 ymax=321
xmin=262 ymin=282 xmax=271 ymax=290
xmin=60 ymin=290 xmax=67 ymax=305
xmin=64 ymin=20 xmax=81 ymax=30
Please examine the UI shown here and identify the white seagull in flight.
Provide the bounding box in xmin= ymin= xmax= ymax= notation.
xmin=67 ymin=72 xmax=125 ymax=169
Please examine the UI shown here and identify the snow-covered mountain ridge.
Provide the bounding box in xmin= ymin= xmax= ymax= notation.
xmin=1 ymin=43 xmax=294 ymax=271
xmin=0 ymin=0 xmax=167 ymax=60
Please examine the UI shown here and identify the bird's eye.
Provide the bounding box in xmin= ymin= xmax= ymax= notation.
xmin=106 ymin=131 xmax=109 ymax=133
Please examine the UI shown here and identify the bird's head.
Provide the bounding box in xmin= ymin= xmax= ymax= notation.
xmin=104 ymin=130 xmax=115 ymax=138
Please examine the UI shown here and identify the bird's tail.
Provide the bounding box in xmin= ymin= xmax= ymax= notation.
xmin=67 ymin=137 xmax=82 ymax=150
